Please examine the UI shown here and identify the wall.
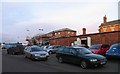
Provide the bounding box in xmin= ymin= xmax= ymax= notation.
xmin=49 ymin=31 xmax=120 ymax=46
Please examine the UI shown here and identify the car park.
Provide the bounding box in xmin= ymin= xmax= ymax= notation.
xmin=24 ymin=45 xmax=49 ymax=61
xmin=89 ymin=44 xmax=110 ymax=55
xmin=7 ymin=43 xmax=24 ymax=55
xmin=106 ymin=43 xmax=120 ymax=58
xmin=56 ymin=46 xmax=107 ymax=69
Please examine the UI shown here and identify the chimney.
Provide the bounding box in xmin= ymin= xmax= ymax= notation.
xmin=82 ymin=28 xmax=86 ymax=35
xmin=103 ymin=15 xmax=107 ymax=23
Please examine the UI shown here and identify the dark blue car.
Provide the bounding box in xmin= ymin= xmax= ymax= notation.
xmin=106 ymin=43 xmax=120 ymax=58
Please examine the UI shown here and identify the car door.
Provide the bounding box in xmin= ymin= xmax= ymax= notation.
xmin=25 ymin=47 xmax=31 ymax=57
xmin=100 ymin=45 xmax=109 ymax=55
xmin=110 ymin=44 xmax=120 ymax=55
xmin=61 ymin=47 xmax=70 ymax=62
xmin=69 ymin=48 xmax=80 ymax=64
xmin=27 ymin=47 xmax=32 ymax=58
xmin=24 ymin=47 xmax=29 ymax=57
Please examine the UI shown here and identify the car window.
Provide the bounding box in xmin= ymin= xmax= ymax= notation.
xmin=110 ymin=44 xmax=120 ymax=50
xmin=24 ymin=47 xmax=27 ymax=50
xmin=89 ymin=44 xmax=100 ymax=50
xmin=63 ymin=47 xmax=70 ymax=53
xmin=58 ymin=47 xmax=64 ymax=52
xmin=31 ymin=47 xmax=42 ymax=52
xmin=26 ymin=47 xmax=31 ymax=51
xmin=101 ymin=45 xmax=109 ymax=48
xmin=70 ymin=48 xmax=77 ymax=55
xmin=77 ymin=48 xmax=92 ymax=55
xmin=48 ymin=46 xmax=54 ymax=49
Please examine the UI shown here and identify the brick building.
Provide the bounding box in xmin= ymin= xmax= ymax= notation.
xmin=46 ymin=28 xmax=76 ymax=38
xmin=27 ymin=28 xmax=76 ymax=45
xmin=99 ymin=15 xmax=120 ymax=32
xmin=49 ymin=31 xmax=120 ymax=47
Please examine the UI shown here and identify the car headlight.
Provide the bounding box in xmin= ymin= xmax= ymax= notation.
xmin=90 ymin=59 xmax=97 ymax=62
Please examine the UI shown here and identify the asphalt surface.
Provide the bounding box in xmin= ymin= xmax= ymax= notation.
xmin=2 ymin=49 xmax=119 ymax=72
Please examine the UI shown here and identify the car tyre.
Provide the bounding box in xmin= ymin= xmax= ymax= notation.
xmin=80 ymin=60 xmax=88 ymax=69
xmin=58 ymin=57 xmax=63 ymax=63
xmin=48 ymin=51 xmax=52 ymax=54
xmin=30 ymin=55 xmax=35 ymax=61
xmin=24 ymin=55 xmax=27 ymax=58
xmin=12 ymin=52 xmax=16 ymax=55
xmin=7 ymin=50 xmax=9 ymax=54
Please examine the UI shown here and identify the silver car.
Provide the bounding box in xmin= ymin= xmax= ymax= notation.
xmin=44 ymin=46 xmax=61 ymax=54
xmin=24 ymin=45 xmax=49 ymax=61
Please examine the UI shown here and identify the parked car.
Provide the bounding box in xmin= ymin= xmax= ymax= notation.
xmin=24 ymin=45 xmax=49 ymax=61
xmin=56 ymin=46 xmax=107 ymax=69
xmin=7 ymin=43 xmax=24 ymax=55
xmin=2 ymin=43 xmax=13 ymax=49
xmin=106 ymin=43 xmax=120 ymax=58
xmin=44 ymin=46 xmax=62 ymax=54
xmin=89 ymin=44 xmax=110 ymax=55
xmin=40 ymin=46 xmax=49 ymax=50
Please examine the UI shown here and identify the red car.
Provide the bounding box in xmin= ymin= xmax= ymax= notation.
xmin=89 ymin=44 xmax=110 ymax=55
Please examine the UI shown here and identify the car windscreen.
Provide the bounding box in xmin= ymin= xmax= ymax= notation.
xmin=77 ymin=48 xmax=92 ymax=55
xmin=110 ymin=44 xmax=120 ymax=50
xmin=89 ymin=44 xmax=100 ymax=50
xmin=31 ymin=47 xmax=42 ymax=52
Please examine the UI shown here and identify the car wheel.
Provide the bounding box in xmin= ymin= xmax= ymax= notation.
xmin=12 ymin=52 xmax=16 ymax=55
xmin=7 ymin=50 xmax=9 ymax=54
xmin=80 ymin=61 xmax=88 ymax=69
xmin=30 ymin=55 xmax=35 ymax=61
xmin=48 ymin=51 xmax=52 ymax=54
xmin=58 ymin=57 xmax=63 ymax=63
xmin=24 ymin=55 xmax=27 ymax=58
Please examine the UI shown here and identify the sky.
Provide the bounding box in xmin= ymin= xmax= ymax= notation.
xmin=0 ymin=0 xmax=119 ymax=43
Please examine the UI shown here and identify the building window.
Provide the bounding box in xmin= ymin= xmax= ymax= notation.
xmin=110 ymin=27 xmax=115 ymax=31
xmin=58 ymin=32 xmax=60 ymax=34
xmin=55 ymin=33 xmax=57 ymax=35
xmin=72 ymin=32 xmax=74 ymax=34
xmin=103 ymin=28 xmax=106 ymax=32
xmin=68 ymin=32 xmax=70 ymax=34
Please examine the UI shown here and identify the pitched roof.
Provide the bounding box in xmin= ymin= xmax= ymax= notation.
xmin=48 ymin=28 xmax=76 ymax=34
xmin=100 ymin=19 xmax=120 ymax=27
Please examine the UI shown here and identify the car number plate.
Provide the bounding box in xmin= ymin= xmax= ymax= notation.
xmin=101 ymin=62 xmax=106 ymax=64
xmin=40 ymin=56 xmax=46 ymax=58
xmin=110 ymin=53 xmax=116 ymax=55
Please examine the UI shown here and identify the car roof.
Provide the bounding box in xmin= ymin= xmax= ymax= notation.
xmin=27 ymin=45 xmax=39 ymax=48
xmin=64 ymin=46 xmax=86 ymax=49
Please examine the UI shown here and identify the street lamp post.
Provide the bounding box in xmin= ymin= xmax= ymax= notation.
xmin=26 ymin=29 xmax=32 ymax=45
xmin=38 ymin=29 xmax=43 ymax=45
